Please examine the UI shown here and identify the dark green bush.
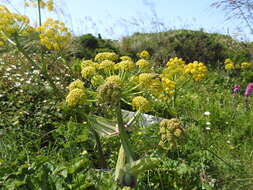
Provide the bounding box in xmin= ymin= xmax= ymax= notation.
xmin=73 ymin=33 xmax=118 ymax=59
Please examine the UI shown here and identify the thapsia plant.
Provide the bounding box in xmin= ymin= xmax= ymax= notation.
xmin=65 ymin=50 xmax=207 ymax=188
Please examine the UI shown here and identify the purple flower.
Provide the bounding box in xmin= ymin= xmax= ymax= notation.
xmin=233 ymin=85 xmax=241 ymax=94
xmin=244 ymin=83 xmax=253 ymax=97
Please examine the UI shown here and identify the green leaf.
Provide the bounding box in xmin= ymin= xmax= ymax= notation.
xmin=115 ymin=145 xmax=126 ymax=182
xmin=123 ymin=157 xmax=160 ymax=176
xmin=68 ymin=158 xmax=88 ymax=174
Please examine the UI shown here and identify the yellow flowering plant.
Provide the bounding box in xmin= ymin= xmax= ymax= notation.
xmin=184 ymin=61 xmax=207 ymax=82
xmin=24 ymin=0 xmax=54 ymax=11
xmin=36 ymin=18 xmax=71 ymax=51
xmin=0 ymin=4 xmax=65 ymax=97
xmin=65 ymin=51 xmax=166 ymax=188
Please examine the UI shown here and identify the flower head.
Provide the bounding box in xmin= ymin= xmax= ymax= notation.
xmin=97 ymin=81 xmax=121 ymax=105
xmin=137 ymin=50 xmax=150 ymax=59
xmin=132 ymin=96 xmax=150 ymax=112
xmin=68 ymin=79 xmax=84 ymax=91
xmin=37 ymin=18 xmax=71 ymax=51
xmin=99 ymin=60 xmax=115 ymax=71
xmin=66 ymin=88 xmax=85 ymax=107
xmin=204 ymin=111 xmax=210 ymax=116
xmin=95 ymin=52 xmax=118 ymax=62
xmin=159 ymin=118 xmax=184 ymax=150
xmin=233 ymin=84 xmax=241 ymax=94
xmin=241 ymin=62 xmax=251 ymax=69
xmin=81 ymin=66 xmax=96 ymax=78
xmin=106 ymin=75 xmax=122 ymax=86
xmin=244 ymin=83 xmax=253 ymax=97
xmin=136 ymin=59 xmax=151 ymax=72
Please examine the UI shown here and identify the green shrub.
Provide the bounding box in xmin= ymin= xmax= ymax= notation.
xmin=118 ymin=29 xmax=252 ymax=67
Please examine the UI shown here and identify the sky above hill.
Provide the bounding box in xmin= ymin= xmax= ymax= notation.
xmin=1 ymin=0 xmax=251 ymax=40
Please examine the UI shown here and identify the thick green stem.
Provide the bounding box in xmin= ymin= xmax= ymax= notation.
xmin=37 ymin=0 xmax=42 ymax=26
xmin=90 ymin=127 xmax=106 ymax=169
xmin=115 ymin=103 xmax=135 ymax=163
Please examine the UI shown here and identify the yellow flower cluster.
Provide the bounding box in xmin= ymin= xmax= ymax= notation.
xmin=224 ymin=58 xmax=235 ymax=70
xmin=225 ymin=63 xmax=235 ymax=70
xmin=0 ymin=5 xmax=32 ymax=38
xmin=37 ymin=18 xmax=71 ymax=51
xmin=106 ymin=75 xmax=122 ymax=86
xmin=99 ymin=60 xmax=115 ymax=71
xmin=159 ymin=78 xmax=176 ymax=99
xmin=184 ymin=61 xmax=207 ymax=82
xmin=138 ymin=73 xmax=157 ymax=88
xmin=114 ymin=60 xmax=135 ymax=71
xmin=95 ymin=52 xmax=118 ymax=62
xmin=81 ymin=66 xmax=96 ymax=78
xmin=24 ymin=0 xmax=54 ymax=11
xmin=68 ymin=79 xmax=85 ymax=91
xmin=81 ymin=60 xmax=98 ymax=70
xmin=66 ymin=88 xmax=85 ymax=107
xmin=136 ymin=59 xmax=151 ymax=72
xmin=132 ymin=96 xmax=150 ymax=113
xmin=66 ymin=80 xmax=86 ymax=106
xmin=162 ymin=57 xmax=185 ymax=80
xmin=159 ymin=118 xmax=184 ymax=150
xmin=224 ymin=58 xmax=251 ymax=70
xmin=137 ymin=50 xmax=150 ymax=59
xmin=240 ymin=62 xmax=251 ymax=69
xmin=120 ymin=56 xmax=132 ymax=61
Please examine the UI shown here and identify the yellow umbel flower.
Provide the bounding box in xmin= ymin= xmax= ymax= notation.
xmin=120 ymin=56 xmax=132 ymax=61
xmin=99 ymin=60 xmax=115 ymax=71
xmin=81 ymin=60 xmax=98 ymax=70
xmin=132 ymin=96 xmax=150 ymax=112
xmin=137 ymin=50 xmax=150 ymax=59
xmin=95 ymin=52 xmax=118 ymax=62
xmin=81 ymin=66 xmax=96 ymax=78
xmin=66 ymin=88 xmax=85 ymax=107
xmin=24 ymin=0 xmax=54 ymax=11
xmin=68 ymin=79 xmax=84 ymax=91
xmin=162 ymin=57 xmax=185 ymax=80
xmin=184 ymin=61 xmax=207 ymax=82
xmin=0 ymin=5 xmax=32 ymax=38
xmin=225 ymin=63 xmax=235 ymax=70
xmin=224 ymin=58 xmax=234 ymax=65
xmin=159 ymin=77 xmax=176 ymax=99
xmin=241 ymin=62 xmax=251 ymax=69
xmin=138 ymin=73 xmax=157 ymax=88
xmin=114 ymin=60 xmax=135 ymax=71
xmin=37 ymin=18 xmax=71 ymax=51
xmin=159 ymin=118 xmax=184 ymax=150
xmin=136 ymin=59 xmax=151 ymax=72
xmin=106 ymin=75 xmax=122 ymax=86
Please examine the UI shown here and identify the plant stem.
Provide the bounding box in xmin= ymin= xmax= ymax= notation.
xmin=37 ymin=0 xmax=42 ymax=26
xmin=90 ymin=126 xmax=106 ymax=169
xmin=115 ymin=103 xmax=135 ymax=163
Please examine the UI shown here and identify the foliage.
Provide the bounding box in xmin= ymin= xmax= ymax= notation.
xmin=118 ymin=29 xmax=252 ymax=68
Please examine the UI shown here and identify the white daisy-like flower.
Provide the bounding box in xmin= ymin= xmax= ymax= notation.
xmin=206 ymin=121 xmax=211 ymax=125
xmin=204 ymin=111 xmax=210 ymax=116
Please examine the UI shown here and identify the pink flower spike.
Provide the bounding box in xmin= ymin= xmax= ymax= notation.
xmin=233 ymin=85 xmax=241 ymax=94
xmin=244 ymin=83 xmax=253 ymax=97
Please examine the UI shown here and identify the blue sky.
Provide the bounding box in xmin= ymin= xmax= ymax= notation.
xmin=1 ymin=0 xmax=250 ymax=40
